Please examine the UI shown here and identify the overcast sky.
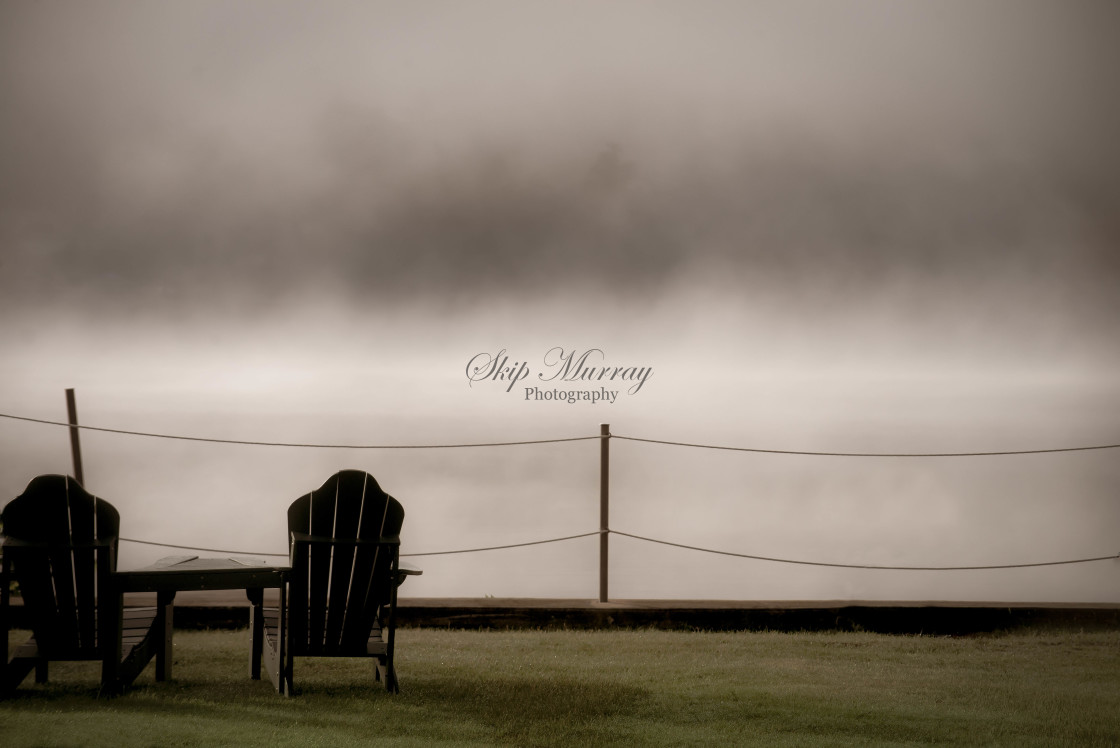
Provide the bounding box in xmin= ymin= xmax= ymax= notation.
xmin=2 ymin=2 xmax=1117 ymax=332
xmin=1 ymin=2 xmax=1117 ymax=600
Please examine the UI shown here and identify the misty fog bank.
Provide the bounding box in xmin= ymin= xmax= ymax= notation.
xmin=3 ymin=127 xmax=1117 ymax=323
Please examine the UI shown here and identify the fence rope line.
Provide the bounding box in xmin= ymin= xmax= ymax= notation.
xmin=611 ymin=530 xmax=1120 ymax=570
xmin=3 ymin=411 xmax=1117 ymax=455
xmin=120 ymin=531 xmax=1117 ymax=570
xmin=119 ymin=531 xmax=602 ymax=558
xmin=612 ymin=434 xmax=1120 ymax=457
xmin=0 ymin=413 xmax=599 ymax=449
xmin=401 ymin=531 xmax=601 ymax=557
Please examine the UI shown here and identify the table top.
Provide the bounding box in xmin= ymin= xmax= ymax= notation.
xmin=116 ymin=554 xmax=421 ymax=593
xmin=117 ymin=555 xmax=290 ymax=593
xmin=137 ymin=555 xmax=284 ymax=571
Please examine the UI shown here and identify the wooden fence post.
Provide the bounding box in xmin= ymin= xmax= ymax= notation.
xmin=65 ymin=388 xmax=85 ymax=487
xmin=599 ymin=423 xmax=610 ymax=603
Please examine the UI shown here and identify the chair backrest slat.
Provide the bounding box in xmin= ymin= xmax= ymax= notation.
xmin=305 ymin=486 xmax=331 ymax=650
xmin=323 ymin=477 xmax=359 ymax=648
xmin=67 ymin=480 xmax=99 ymax=649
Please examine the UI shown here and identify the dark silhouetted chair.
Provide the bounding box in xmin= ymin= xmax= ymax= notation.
xmin=1 ymin=475 xmax=171 ymax=696
xmin=261 ymin=470 xmax=408 ymax=695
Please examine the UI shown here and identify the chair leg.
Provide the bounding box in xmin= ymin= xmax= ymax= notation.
xmin=260 ymin=616 xmax=284 ymax=694
xmin=2 ymin=634 xmax=47 ymax=694
xmin=374 ymin=657 xmax=398 ymax=693
xmin=247 ymin=590 xmax=263 ymax=681
xmin=1 ymin=657 xmax=39 ymax=695
xmin=276 ymin=585 xmax=291 ymax=696
xmin=282 ymin=647 xmax=294 ymax=697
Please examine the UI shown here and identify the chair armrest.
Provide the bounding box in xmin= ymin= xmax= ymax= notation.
xmin=393 ymin=559 xmax=422 ymax=589
xmin=398 ymin=560 xmax=423 ymax=576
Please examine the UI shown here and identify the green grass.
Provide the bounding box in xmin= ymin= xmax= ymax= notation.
xmin=2 ymin=627 xmax=1119 ymax=746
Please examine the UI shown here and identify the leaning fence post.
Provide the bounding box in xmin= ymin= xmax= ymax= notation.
xmin=599 ymin=423 xmax=610 ymax=603
xmin=65 ymin=388 xmax=85 ymax=487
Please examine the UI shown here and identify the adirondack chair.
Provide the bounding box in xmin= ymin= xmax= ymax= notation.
xmin=261 ymin=470 xmax=407 ymax=695
xmin=1 ymin=475 xmax=170 ymax=696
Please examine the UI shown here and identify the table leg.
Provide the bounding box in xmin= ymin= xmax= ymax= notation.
xmin=247 ymin=588 xmax=263 ymax=680
xmin=156 ymin=590 xmax=175 ymax=681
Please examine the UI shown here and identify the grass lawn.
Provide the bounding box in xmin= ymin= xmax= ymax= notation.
xmin=2 ymin=627 xmax=1118 ymax=746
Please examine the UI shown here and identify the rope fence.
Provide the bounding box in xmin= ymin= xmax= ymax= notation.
xmin=116 ymin=529 xmax=1120 ymax=571
xmin=0 ymin=413 xmax=598 ymax=449
xmin=400 ymin=531 xmax=601 ymax=557
xmin=119 ymin=532 xmax=605 ymax=559
xmin=4 ymin=407 xmax=1119 ymax=597
xmin=611 ymin=434 xmax=1120 ymax=457
xmin=2 ymin=412 xmax=1118 ymax=455
xmin=609 ymin=531 xmax=1120 ymax=571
